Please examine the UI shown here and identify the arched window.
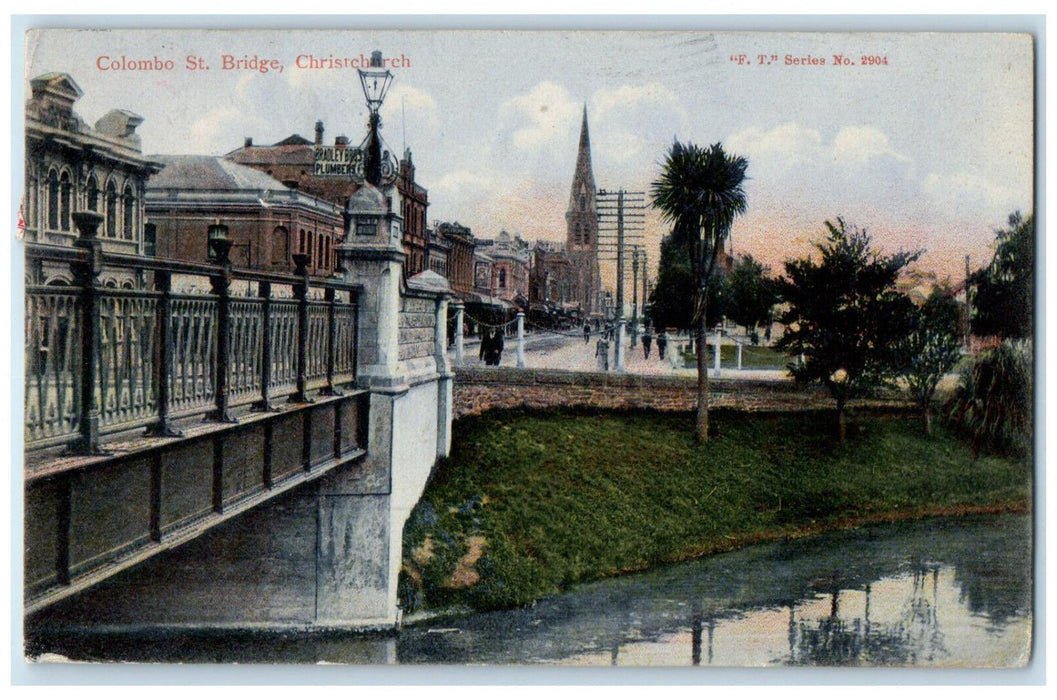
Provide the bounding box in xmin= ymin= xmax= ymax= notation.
xmin=46 ymin=170 xmax=60 ymax=230
xmin=122 ymin=183 xmax=135 ymax=240
xmin=105 ymin=181 xmax=118 ymax=237
xmin=272 ymin=226 xmax=289 ymax=265
xmin=499 ymin=268 xmax=507 ymax=288
xmin=86 ymin=174 xmax=99 ymax=211
xmin=575 ymin=223 xmax=583 ymax=245
xmin=299 ymin=229 xmax=307 ymax=254
xmin=59 ymin=171 xmax=73 ymax=232
xmin=579 ymin=194 xmax=586 ymax=210
xmin=317 ymin=232 xmax=324 ymax=269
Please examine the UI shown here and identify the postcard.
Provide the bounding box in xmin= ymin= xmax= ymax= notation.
xmin=17 ymin=23 xmax=1036 ymax=673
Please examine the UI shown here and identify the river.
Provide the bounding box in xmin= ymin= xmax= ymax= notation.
xmin=26 ymin=514 xmax=1032 ymax=667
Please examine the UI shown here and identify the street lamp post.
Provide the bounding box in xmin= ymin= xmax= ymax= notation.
xmin=358 ymin=50 xmax=394 ymax=187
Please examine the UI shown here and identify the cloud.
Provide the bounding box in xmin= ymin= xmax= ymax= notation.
xmin=590 ymin=82 xmax=688 ymax=167
xmin=726 ymin=122 xmax=823 ymax=174
xmin=921 ymin=171 xmax=1026 ymax=221
xmin=499 ymin=81 xmax=582 ymax=151
xmin=381 ymin=83 xmax=441 ymax=134
xmin=831 ymin=126 xmax=911 ymax=166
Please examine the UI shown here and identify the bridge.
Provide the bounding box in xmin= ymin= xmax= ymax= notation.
xmin=23 ymin=207 xmax=453 ymax=631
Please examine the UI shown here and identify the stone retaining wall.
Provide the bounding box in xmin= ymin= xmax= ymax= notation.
xmin=454 ymin=367 xmax=907 ymax=419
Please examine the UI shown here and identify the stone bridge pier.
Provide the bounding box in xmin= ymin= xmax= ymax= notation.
xmin=26 ymin=188 xmax=452 ymax=634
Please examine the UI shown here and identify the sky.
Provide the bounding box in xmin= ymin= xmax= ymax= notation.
xmin=21 ymin=27 xmax=1035 ymax=287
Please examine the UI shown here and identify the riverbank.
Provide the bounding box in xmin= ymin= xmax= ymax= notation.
xmin=399 ymin=408 xmax=1031 ymax=615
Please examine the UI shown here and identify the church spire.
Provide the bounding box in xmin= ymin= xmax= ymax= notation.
xmin=568 ymin=104 xmax=597 ymax=212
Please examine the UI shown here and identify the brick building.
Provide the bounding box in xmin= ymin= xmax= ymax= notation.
xmin=145 ymin=155 xmax=344 ymax=277
xmin=227 ymin=121 xmax=430 ymax=279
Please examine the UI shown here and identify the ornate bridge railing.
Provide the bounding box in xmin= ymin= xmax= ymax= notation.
xmin=24 ymin=215 xmax=361 ymax=455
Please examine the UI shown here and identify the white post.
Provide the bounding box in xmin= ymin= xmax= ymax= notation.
xmin=516 ymin=311 xmax=526 ymax=368
xmin=713 ymin=329 xmax=722 ymax=377
xmin=454 ymin=302 xmax=465 ymax=366
xmin=615 ymin=320 xmax=626 ymax=373
xmin=737 ymin=342 xmax=743 ymax=371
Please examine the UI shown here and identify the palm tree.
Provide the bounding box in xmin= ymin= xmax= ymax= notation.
xmin=651 ymin=141 xmax=748 ymax=442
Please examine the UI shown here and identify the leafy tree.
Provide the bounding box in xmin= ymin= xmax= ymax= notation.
xmin=945 ymin=339 xmax=1032 ymax=457
xmin=651 ymin=141 xmax=748 ymax=443
xmin=896 ymin=288 xmax=963 ymax=436
xmin=726 ymin=254 xmax=778 ymax=344
xmin=776 ymin=218 xmax=920 ymax=445
xmin=971 ymin=212 xmax=1033 ymax=339
xmin=649 ymin=234 xmax=727 ymax=334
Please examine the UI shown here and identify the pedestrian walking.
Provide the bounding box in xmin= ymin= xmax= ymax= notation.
xmin=657 ymin=330 xmax=668 ymax=360
xmin=642 ymin=328 xmax=653 ymax=359
xmin=583 ymin=322 xmax=591 ymax=345
xmin=595 ymin=338 xmax=610 ymax=371
xmin=479 ymin=327 xmax=505 ymax=366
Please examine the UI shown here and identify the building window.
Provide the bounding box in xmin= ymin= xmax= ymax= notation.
xmin=579 ymin=194 xmax=586 ymax=210
xmin=499 ymin=268 xmax=507 ymax=288
xmin=272 ymin=226 xmax=289 ymax=265
xmin=59 ymin=171 xmax=73 ymax=231
xmin=122 ymin=183 xmax=135 ymax=240
xmin=105 ymin=181 xmax=118 ymax=237
xmin=46 ymin=170 xmax=59 ymax=230
xmin=144 ymin=223 xmax=157 ymax=256
xmin=299 ymin=229 xmax=307 ymax=254
xmin=86 ymin=174 xmax=99 ymax=211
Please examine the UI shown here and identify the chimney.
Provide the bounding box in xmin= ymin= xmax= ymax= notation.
xmin=335 ymin=135 xmax=349 ymax=149
xmin=315 ymin=120 xmax=324 ymax=146
xmin=244 ymin=137 xmax=253 ymax=148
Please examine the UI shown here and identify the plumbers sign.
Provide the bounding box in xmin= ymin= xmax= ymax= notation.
xmin=313 ymin=146 xmax=364 ymax=177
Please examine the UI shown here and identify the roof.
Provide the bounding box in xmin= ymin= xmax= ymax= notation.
xmin=225 ymin=143 xmax=314 ymax=166
xmin=30 ymin=72 xmax=84 ymax=99
xmin=274 ymin=134 xmax=313 ymax=146
xmin=148 ymin=155 xmax=290 ymax=191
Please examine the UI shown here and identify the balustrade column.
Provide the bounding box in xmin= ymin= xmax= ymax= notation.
xmin=516 ymin=312 xmax=526 ymax=368
xmin=322 ymin=287 xmax=341 ymax=396
xmin=291 ymin=252 xmax=312 ymax=403
xmin=147 ymin=270 xmax=182 ymax=437
xmin=253 ymin=281 xmax=276 ymax=411
xmin=454 ymin=302 xmax=465 ymax=365
xmin=70 ymin=211 xmax=106 ymax=454
xmin=713 ymin=329 xmax=722 ymax=378
xmin=208 ymin=224 xmax=235 ymax=422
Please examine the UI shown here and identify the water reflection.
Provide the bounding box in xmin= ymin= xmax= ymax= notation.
xmin=396 ymin=515 xmax=1031 ymax=667
xmin=26 ymin=514 xmax=1031 ymax=666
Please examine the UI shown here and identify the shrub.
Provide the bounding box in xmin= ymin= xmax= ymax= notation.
xmin=945 ymin=339 xmax=1033 ymax=456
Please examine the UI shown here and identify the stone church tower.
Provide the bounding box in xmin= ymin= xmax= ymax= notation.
xmin=565 ymin=106 xmax=602 ymax=315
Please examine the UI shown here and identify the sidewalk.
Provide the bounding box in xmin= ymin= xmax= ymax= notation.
xmin=452 ymin=331 xmax=792 ymax=381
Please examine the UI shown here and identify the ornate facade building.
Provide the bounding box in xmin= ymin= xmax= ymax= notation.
xmin=436 ymin=221 xmax=475 ymax=299
xmin=529 ymin=240 xmax=578 ymax=308
xmin=565 ymin=106 xmax=602 ymax=315
xmin=23 ymin=72 xmax=163 ymax=285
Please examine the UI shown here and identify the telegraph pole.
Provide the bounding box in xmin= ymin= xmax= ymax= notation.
xmin=631 ymin=247 xmax=639 ymax=348
xmin=597 ymin=189 xmax=646 ymax=372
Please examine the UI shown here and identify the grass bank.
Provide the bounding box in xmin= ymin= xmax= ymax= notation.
xmin=399 ymin=409 xmax=1031 ymax=614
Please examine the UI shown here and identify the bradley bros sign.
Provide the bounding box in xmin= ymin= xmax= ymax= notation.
xmin=313 ymin=145 xmax=365 ymax=177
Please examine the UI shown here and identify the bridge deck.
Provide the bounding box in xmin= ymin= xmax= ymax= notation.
xmin=24 ymin=391 xmax=369 ymax=614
